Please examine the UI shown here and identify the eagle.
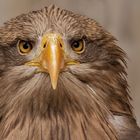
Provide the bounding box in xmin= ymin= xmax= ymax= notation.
xmin=0 ymin=5 xmax=139 ymax=140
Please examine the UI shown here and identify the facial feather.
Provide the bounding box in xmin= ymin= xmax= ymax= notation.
xmin=0 ymin=64 xmax=117 ymax=139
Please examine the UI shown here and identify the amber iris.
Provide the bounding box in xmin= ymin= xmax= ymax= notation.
xmin=17 ymin=40 xmax=33 ymax=55
xmin=71 ymin=39 xmax=85 ymax=53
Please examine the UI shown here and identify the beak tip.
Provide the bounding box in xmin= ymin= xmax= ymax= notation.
xmin=50 ymin=74 xmax=58 ymax=90
xmin=52 ymin=83 xmax=57 ymax=90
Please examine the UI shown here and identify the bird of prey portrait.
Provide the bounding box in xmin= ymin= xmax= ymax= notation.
xmin=0 ymin=5 xmax=139 ymax=140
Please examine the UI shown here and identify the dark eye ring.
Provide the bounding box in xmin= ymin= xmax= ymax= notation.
xmin=17 ymin=40 xmax=33 ymax=55
xmin=71 ymin=39 xmax=85 ymax=54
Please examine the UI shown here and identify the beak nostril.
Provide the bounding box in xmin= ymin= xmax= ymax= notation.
xmin=60 ymin=43 xmax=62 ymax=48
xmin=43 ymin=43 xmax=46 ymax=48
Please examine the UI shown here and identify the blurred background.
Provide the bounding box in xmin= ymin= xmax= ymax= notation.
xmin=0 ymin=0 xmax=139 ymax=125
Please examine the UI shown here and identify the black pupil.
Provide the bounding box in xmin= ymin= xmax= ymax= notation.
xmin=73 ymin=41 xmax=80 ymax=48
xmin=23 ymin=42 xmax=30 ymax=49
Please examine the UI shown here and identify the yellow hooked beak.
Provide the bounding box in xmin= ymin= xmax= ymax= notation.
xmin=25 ymin=33 xmax=79 ymax=89
xmin=26 ymin=33 xmax=65 ymax=89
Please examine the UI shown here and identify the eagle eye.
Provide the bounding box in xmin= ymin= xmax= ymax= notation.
xmin=17 ymin=40 xmax=33 ymax=55
xmin=71 ymin=39 xmax=85 ymax=54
